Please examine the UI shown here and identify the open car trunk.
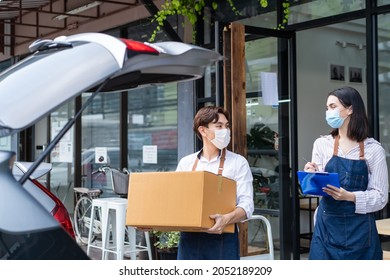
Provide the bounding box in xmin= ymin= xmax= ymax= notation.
xmin=0 ymin=32 xmax=221 ymax=259
xmin=0 ymin=32 xmax=222 ymax=136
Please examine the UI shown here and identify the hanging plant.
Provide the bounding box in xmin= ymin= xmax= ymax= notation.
xmin=149 ymin=0 xmax=291 ymax=42
xmin=149 ymin=0 xmax=205 ymax=42
xmin=277 ymin=0 xmax=290 ymax=30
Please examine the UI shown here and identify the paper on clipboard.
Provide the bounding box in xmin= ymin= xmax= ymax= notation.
xmin=297 ymin=171 xmax=340 ymax=196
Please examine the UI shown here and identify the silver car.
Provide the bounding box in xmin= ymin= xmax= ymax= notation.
xmin=0 ymin=32 xmax=221 ymax=259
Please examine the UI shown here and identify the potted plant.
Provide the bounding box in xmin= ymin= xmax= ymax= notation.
xmin=152 ymin=230 xmax=180 ymax=260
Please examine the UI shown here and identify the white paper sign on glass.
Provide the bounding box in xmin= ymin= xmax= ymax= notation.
xmin=143 ymin=145 xmax=158 ymax=164
xmin=260 ymin=72 xmax=278 ymax=106
xmin=95 ymin=147 xmax=108 ymax=164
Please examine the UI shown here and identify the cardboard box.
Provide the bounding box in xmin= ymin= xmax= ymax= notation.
xmin=125 ymin=171 xmax=236 ymax=233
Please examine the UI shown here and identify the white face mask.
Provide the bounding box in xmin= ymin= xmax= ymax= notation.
xmin=208 ymin=128 xmax=231 ymax=150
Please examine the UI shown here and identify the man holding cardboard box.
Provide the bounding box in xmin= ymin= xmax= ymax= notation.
xmin=176 ymin=106 xmax=254 ymax=260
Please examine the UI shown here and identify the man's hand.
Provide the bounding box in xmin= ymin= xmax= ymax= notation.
xmin=207 ymin=214 xmax=229 ymax=234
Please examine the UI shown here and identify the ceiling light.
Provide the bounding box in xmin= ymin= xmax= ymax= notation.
xmin=53 ymin=1 xmax=102 ymax=21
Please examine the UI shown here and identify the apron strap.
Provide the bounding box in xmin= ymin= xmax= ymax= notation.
xmin=333 ymin=135 xmax=365 ymax=159
xmin=359 ymin=142 xmax=365 ymax=160
xmin=191 ymin=149 xmax=226 ymax=175
xmin=192 ymin=157 xmax=199 ymax=171
xmin=218 ymin=148 xmax=226 ymax=175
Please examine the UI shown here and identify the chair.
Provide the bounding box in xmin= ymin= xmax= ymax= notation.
xmin=240 ymin=215 xmax=274 ymax=260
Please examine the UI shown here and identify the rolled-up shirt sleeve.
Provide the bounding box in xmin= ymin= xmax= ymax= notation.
xmin=233 ymin=156 xmax=254 ymax=219
xmin=354 ymin=142 xmax=389 ymax=214
xmin=310 ymin=135 xmax=389 ymax=214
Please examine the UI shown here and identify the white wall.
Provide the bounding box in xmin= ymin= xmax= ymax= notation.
xmin=295 ymin=21 xmax=367 ymax=238
xmin=296 ymin=22 xmax=367 ymax=168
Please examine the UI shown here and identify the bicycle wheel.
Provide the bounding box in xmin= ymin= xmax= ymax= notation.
xmin=73 ymin=196 xmax=102 ymax=245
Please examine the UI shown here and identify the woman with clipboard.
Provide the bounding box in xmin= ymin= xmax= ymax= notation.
xmin=304 ymin=87 xmax=389 ymax=260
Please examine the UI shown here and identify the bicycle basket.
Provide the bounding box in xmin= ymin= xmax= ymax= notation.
xmin=111 ymin=169 xmax=129 ymax=196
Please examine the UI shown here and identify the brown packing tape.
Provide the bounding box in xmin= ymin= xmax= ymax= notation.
xmin=217 ymin=175 xmax=222 ymax=193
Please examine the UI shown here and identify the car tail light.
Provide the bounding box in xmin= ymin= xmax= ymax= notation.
xmin=32 ymin=179 xmax=76 ymax=239
xmin=51 ymin=204 xmax=76 ymax=239
xmin=120 ymin=38 xmax=159 ymax=56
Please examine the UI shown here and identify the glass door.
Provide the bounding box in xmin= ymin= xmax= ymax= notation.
xmin=244 ymin=28 xmax=297 ymax=259
xmin=378 ymin=13 xmax=390 ymax=219
xmin=49 ymin=101 xmax=75 ymax=212
xmin=246 ymin=37 xmax=279 ymax=213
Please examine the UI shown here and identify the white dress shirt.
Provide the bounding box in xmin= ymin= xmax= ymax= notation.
xmin=311 ymin=135 xmax=389 ymax=214
xmin=176 ymin=149 xmax=254 ymax=219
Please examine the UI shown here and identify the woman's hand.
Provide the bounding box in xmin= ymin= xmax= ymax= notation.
xmin=304 ymin=161 xmax=319 ymax=172
xmin=322 ymin=185 xmax=356 ymax=202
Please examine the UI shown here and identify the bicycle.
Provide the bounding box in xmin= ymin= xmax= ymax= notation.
xmin=73 ymin=186 xmax=103 ymax=245
xmin=73 ymin=166 xmax=129 ymax=245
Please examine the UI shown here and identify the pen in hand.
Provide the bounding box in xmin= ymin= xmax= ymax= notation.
xmin=302 ymin=157 xmax=318 ymax=172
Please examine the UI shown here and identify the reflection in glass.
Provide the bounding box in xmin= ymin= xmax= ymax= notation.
xmin=378 ymin=0 xmax=390 ymax=6
xmin=289 ymin=0 xmax=365 ymax=24
xmin=378 ymin=14 xmax=390 ymax=181
xmin=245 ymin=38 xmax=279 ymax=211
xmin=81 ymin=92 xmax=121 ymax=197
xmin=217 ymin=0 xmax=277 ymax=29
xmin=49 ymin=101 xmax=75 ymax=211
xmin=237 ymin=0 xmax=365 ymax=29
xmin=127 ymin=84 xmax=178 ymax=173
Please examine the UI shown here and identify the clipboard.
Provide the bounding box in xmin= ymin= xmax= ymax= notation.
xmin=297 ymin=171 xmax=340 ymax=196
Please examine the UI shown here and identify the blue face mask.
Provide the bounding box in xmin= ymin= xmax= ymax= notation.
xmin=326 ymin=108 xmax=346 ymax=128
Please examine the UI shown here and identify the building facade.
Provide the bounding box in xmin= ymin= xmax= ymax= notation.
xmin=0 ymin=0 xmax=389 ymax=259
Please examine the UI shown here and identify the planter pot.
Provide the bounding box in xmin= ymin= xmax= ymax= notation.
xmin=157 ymin=248 xmax=178 ymax=260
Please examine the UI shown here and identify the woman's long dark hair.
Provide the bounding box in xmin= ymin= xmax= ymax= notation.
xmin=329 ymin=87 xmax=369 ymax=142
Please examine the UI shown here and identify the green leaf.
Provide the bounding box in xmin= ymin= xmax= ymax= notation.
xmin=147 ymin=0 xmax=282 ymax=42
xmin=260 ymin=0 xmax=268 ymax=8
xmin=194 ymin=2 xmax=200 ymax=12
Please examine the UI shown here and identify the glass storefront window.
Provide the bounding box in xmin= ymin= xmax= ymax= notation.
xmin=81 ymin=92 xmax=121 ymax=197
xmin=0 ymin=59 xmax=13 ymax=152
xmin=0 ymin=136 xmax=11 ymax=150
xmin=289 ymin=0 xmax=365 ymax=24
xmin=378 ymin=0 xmax=390 ymax=6
xmin=244 ymin=36 xmax=280 ymax=256
xmin=49 ymin=101 xmax=75 ymax=211
xmin=245 ymin=37 xmax=279 ymax=211
xmin=217 ymin=0 xmax=277 ymax=29
xmin=233 ymin=0 xmax=366 ymax=30
xmin=0 ymin=58 xmax=11 ymax=72
xmin=378 ymin=14 xmax=390 ymax=181
xmin=127 ymin=84 xmax=178 ymax=173
xmin=122 ymin=16 xmax=178 ymax=42
xmin=199 ymin=64 xmax=217 ymax=99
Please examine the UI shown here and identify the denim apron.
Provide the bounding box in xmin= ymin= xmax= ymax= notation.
xmin=309 ymin=136 xmax=382 ymax=260
xmin=177 ymin=149 xmax=240 ymax=260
